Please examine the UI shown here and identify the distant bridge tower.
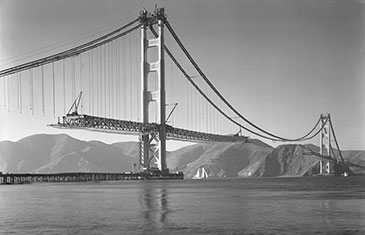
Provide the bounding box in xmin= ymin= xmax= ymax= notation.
xmin=139 ymin=8 xmax=168 ymax=173
xmin=319 ymin=114 xmax=332 ymax=174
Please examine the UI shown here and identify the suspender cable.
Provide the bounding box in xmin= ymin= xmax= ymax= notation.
xmin=107 ymin=43 xmax=110 ymax=117
xmin=3 ymin=77 xmax=5 ymax=107
xmin=192 ymin=86 xmax=195 ymax=130
xmin=119 ymin=37 xmax=122 ymax=119
xmin=110 ymin=43 xmax=113 ymax=117
xmin=52 ymin=62 xmax=56 ymax=117
xmin=196 ymin=89 xmax=199 ymax=131
xmin=88 ymin=51 xmax=91 ymax=114
xmin=115 ymin=40 xmax=118 ymax=118
xmin=126 ymin=38 xmax=129 ymax=119
xmin=110 ymin=42 xmax=113 ymax=117
xmin=106 ymin=44 xmax=109 ymax=117
xmin=98 ymin=47 xmax=101 ymax=115
xmin=205 ymin=93 xmax=208 ymax=132
xmin=101 ymin=45 xmax=105 ymax=116
xmin=179 ymin=72 xmax=182 ymax=127
xmin=17 ymin=73 xmax=20 ymax=109
xmin=114 ymin=41 xmax=117 ymax=118
xmin=91 ymin=50 xmax=94 ymax=115
xmin=41 ymin=65 xmax=45 ymax=116
xmin=122 ymin=37 xmax=126 ymax=119
xmin=93 ymin=49 xmax=96 ymax=115
xmin=92 ymin=50 xmax=95 ymax=115
xmin=107 ymin=44 xmax=110 ymax=117
xmin=111 ymin=42 xmax=114 ymax=118
xmin=95 ymin=48 xmax=98 ymax=115
xmin=105 ymin=44 xmax=108 ymax=116
xmin=129 ymin=33 xmax=132 ymax=120
xmin=80 ymin=54 xmax=83 ymax=114
xmin=99 ymin=46 xmax=102 ymax=116
xmin=29 ymin=69 xmax=34 ymax=115
xmin=96 ymin=47 xmax=102 ymax=115
xmin=62 ymin=59 xmax=66 ymax=114
xmin=7 ymin=76 xmax=10 ymax=112
xmin=94 ymin=50 xmax=96 ymax=115
xmin=112 ymin=41 xmax=118 ymax=118
xmin=185 ymin=73 xmax=189 ymax=129
xmin=72 ymin=56 xmax=76 ymax=101
xmin=116 ymin=39 xmax=120 ymax=119
xmin=170 ymin=57 xmax=174 ymax=125
xmin=113 ymin=42 xmax=116 ymax=118
xmin=108 ymin=42 xmax=113 ymax=118
xmin=19 ymin=72 xmax=22 ymax=113
xmin=198 ymin=93 xmax=202 ymax=132
xmin=135 ymin=31 xmax=140 ymax=121
xmin=104 ymin=45 xmax=107 ymax=117
xmin=211 ymin=85 xmax=215 ymax=132
xmin=100 ymin=47 xmax=102 ymax=116
xmin=189 ymin=79 xmax=193 ymax=129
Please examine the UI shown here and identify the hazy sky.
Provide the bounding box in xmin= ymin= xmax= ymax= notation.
xmin=0 ymin=0 xmax=364 ymax=150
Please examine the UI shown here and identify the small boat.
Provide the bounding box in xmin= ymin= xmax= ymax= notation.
xmin=193 ymin=167 xmax=208 ymax=179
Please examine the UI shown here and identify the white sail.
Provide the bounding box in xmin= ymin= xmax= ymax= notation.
xmin=193 ymin=168 xmax=201 ymax=179
xmin=193 ymin=167 xmax=208 ymax=179
xmin=202 ymin=168 xmax=208 ymax=178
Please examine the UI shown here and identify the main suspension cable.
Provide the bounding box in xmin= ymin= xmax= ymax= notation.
xmin=149 ymin=25 xmax=291 ymax=141
xmin=328 ymin=115 xmax=345 ymax=163
xmin=0 ymin=18 xmax=141 ymax=78
xmin=164 ymin=20 xmax=321 ymax=142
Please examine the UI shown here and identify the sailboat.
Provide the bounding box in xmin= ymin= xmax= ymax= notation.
xmin=193 ymin=167 xmax=208 ymax=179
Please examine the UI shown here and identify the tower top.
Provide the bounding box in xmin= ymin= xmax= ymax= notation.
xmin=139 ymin=7 xmax=166 ymax=24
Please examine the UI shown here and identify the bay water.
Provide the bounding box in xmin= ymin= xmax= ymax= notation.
xmin=1 ymin=176 xmax=364 ymax=234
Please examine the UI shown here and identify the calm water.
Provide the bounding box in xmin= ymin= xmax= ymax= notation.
xmin=0 ymin=177 xmax=364 ymax=235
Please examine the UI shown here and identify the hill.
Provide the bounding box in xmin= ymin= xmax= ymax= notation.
xmin=0 ymin=134 xmax=136 ymax=173
xmin=0 ymin=134 xmax=364 ymax=177
xmin=167 ymin=141 xmax=273 ymax=178
xmin=254 ymin=144 xmax=320 ymax=177
xmin=167 ymin=142 xmax=365 ymax=178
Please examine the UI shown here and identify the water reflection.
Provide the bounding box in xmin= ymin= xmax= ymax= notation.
xmin=139 ymin=183 xmax=169 ymax=232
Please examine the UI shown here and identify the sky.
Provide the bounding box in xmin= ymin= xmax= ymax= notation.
xmin=0 ymin=0 xmax=364 ymax=150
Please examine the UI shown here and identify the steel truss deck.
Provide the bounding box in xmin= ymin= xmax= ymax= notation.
xmin=50 ymin=114 xmax=248 ymax=143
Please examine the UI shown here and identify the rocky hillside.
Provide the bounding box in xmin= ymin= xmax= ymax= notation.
xmin=0 ymin=134 xmax=136 ymax=173
xmin=253 ymin=144 xmax=320 ymax=177
xmin=172 ymin=142 xmax=365 ymax=178
xmin=0 ymin=134 xmax=364 ymax=177
xmin=167 ymin=141 xmax=273 ymax=178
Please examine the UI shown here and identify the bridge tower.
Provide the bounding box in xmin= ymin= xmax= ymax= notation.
xmin=319 ymin=114 xmax=332 ymax=174
xmin=139 ymin=8 xmax=168 ymax=173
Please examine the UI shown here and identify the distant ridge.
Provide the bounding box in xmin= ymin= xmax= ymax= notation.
xmin=0 ymin=134 xmax=364 ymax=177
xmin=0 ymin=134 xmax=136 ymax=174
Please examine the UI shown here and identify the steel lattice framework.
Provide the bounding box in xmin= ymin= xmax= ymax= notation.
xmin=50 ymin=114 xmax=248 ymax=143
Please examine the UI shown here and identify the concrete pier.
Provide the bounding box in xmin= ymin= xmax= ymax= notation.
xmin=0 ymin=171 xmax=184 ymax=184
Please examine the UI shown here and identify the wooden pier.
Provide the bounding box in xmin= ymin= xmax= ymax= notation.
xmin=0 ymin=171 xmax=184 ymax=184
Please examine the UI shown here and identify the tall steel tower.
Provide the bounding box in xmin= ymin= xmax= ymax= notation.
xmin=139 ymin=8 xmax=168 ymax=173
xmin=319 ymin=114 xmax=332 ymax=174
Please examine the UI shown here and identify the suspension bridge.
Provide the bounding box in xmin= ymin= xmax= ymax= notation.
xmin=0 ymin=7 xmax=350 ymax=178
